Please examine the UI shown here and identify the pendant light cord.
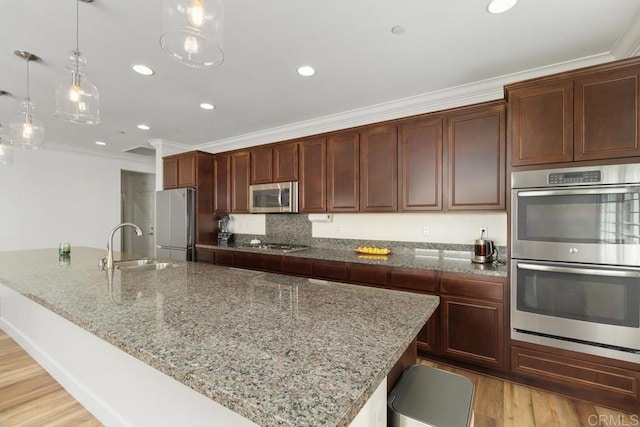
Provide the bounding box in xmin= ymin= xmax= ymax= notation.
xmin=75 ymin=0 xmax=80 ymax=78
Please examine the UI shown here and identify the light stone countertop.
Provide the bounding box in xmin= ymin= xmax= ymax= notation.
xmin=198 ymin=244 xmax=508 ymax=278
xmin=0 ymin=247 xmax=439 ymax=427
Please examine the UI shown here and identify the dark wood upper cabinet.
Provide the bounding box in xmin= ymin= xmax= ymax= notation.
xmin=273 ymin=142 xmax=299 ymax=182
xmin=299 ymin=138 xmax=327 ymax=212
xmin=231 ymin=151 xmax=250 ymax=213
xmin=507 ymin=57 xmax=640 ymax=166
xmin=214 ymin=154 xmax=231 ymax=214
xmin=250 ymin=142 xmax=298 ymax=185
xmin=575 ymin=67 xmax=640 ymax=161
xmin=163 ymin=156 xmax=179 ymax=189
xmin=360 ymin=125 xmax=398 ymax=212
xmin=327 ymin=132 xmax=360 ymax=212
xmin=508 ymin=80 xmax=574 ymax=166
xmin=163 ymin=152 xmax=197 ymax=189
xmin=446 ymin=101 xmax=506 ymax=211
xmin=250 ymin=146 xmax=273 ymax=184
xmin=398 ymin=116 xmax=443 ymax=211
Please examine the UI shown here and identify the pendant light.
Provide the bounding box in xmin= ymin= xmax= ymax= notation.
xmin=55 ymin=0 xmax=100 ymax=124
xmin=9 ymin=51 xmax=45 ymax=150
xmin=160 ymin=0 xmax=224 ymax=69
xmin=0 ymin=124 xmax=13 ymax=165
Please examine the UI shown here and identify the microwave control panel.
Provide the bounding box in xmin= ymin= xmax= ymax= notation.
xmin=548 ymin=170 xmax=601 ymax=185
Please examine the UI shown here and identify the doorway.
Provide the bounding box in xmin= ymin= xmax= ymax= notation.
xmin=121 ymin=170 xmax=155 ymax=257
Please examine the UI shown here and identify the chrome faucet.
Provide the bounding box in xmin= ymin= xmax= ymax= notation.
xmin=105 ymin=222 xmax=143 ymax=270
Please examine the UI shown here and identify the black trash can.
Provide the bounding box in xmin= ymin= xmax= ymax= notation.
xmin=387 ymin=364 xmax=475 ymax=427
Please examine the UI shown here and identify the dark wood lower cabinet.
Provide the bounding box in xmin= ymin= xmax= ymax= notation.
xmin=348 ymin=263 xmax=389 ymax=287
xmin=440 ymin=296 xmax=504 ymax=369
xmin=312 ymin=260 xmax=348 ymax=281
xmin=281 ymin=257 xmax=313 ymax=276
xmin=511 ymin=341 xmax=640 ymax=413
xmin=234 ymin=252 xmax=282 ymax=273
xmin=195 ymin=247 xmax=215 ymax=263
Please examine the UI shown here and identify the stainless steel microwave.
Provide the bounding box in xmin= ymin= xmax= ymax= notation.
xmin=249 ymin=182 xmax=298 ymax=213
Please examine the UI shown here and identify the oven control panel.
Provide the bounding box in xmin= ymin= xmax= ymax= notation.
xmin=548 ymin=170 xmax=601 ymax=185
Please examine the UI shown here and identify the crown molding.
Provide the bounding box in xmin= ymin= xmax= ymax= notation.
xmin=611 ymin=7 xmax=640 ymax=58
xmin=197 ymin=53 xmax=614 ymax=154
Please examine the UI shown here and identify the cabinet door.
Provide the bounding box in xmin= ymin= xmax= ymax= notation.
xmin=398 ymin=116 xmax=443 ymax=211
xmin=214 ymin=154 xmax=231 ymax=214
xmin=417 ymin=313 xmax=438 ymax=355
xmin=440 ymin=295 xmax=505 ymax=369
xmin=177 ymin=153 xmax=196 ymax=188
xmin=299 ymin=138 xmax=327 ymax=212
xmin=163 ymin=157 xmax=179 ymax=189
xmin=273 ymin=142 xmax=299 ymax=182
xmin=250 ymin=147 xmax=273 ymax=184
xmin=360 ymin=126 xmax=398 ymax=212
xmin=508 ymin=80 xmax=574 ymax=166
xmin=231 ymin=152 xmax=250 ymax=213
xmin=195 ymin=152 xmax=215 ymax=244
xmin=327 ymin=132 xmax=359 ymax=212
xmin=196 ymin=247 xmax=215 ymax=263
xmin=446 ymin=102 xmax=506 ymax=211
xmin=575 ymin=67 xmax=640 ymax=161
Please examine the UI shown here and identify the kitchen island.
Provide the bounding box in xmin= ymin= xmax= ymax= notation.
xmin=0 ymin=247 xmax=439 ymax=426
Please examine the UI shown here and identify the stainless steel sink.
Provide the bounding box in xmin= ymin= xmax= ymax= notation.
xmin=115 ymin=259 xmax=181 ymax=271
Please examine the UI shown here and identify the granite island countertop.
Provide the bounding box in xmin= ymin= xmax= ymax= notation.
xmin=0 ymin=247 xmax=439 ymax=427
xmin=197 ymin=244 xmax=508 ymax=278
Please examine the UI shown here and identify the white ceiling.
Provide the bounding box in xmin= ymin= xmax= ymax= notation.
xmin=2 ymin=0 xmax=640 ymax=159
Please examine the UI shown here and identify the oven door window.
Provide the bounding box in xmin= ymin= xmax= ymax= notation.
xmin=515 ymin=186 xmax=640 ymax=244
xmin=516 ymin=262 xmax=640 ymax=328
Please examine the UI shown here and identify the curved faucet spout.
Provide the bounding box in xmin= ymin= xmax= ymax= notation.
xmin=106 ymin=222 xmax=143 ymax=270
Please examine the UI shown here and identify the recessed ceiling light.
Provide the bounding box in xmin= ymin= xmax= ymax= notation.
xmin=391 ymin=25 xmax=405 ymax=35
xmin=132 ymin=64 xmax=154 ymax=76
xmin=137 ymin=124 xmax=151 ymax=130
xmin=95 ymin=141 xmax=107 ymax=146
xmin=200 ymin=103 xmax=215 ymax=110
xmin=487 ymin=0 xmax=517 ymax=14
xmin=297 ymin=65 xmax=316 ymax=77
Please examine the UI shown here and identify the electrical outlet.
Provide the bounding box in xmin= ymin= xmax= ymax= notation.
xmin=423 ymin=226 xmax=429 ymax=236
xmin=480 ymin=227 xmax=488 ymax=237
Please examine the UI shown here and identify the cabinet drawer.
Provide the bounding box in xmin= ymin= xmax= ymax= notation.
xmin=440 ymin=276 xmax=504 ymax=301
xmin=281 ymin=257 xmax=313 ymax=276
xmin=214 ymin=250 xmax=234 ymax=266
xmin=234 ymin=252 xmax=282 ymax=272
xmin=511 ymin=345 xmax=640 ymax=405
xmin=196 ymin=248 xmax=215 ymax=263
xmin=349 ymin=264 xmax=389 ymax=286
xmin=312 ymin=260 xmax=348 ymax=281
xmin=389 ymin=268 xmax=436 ymax=292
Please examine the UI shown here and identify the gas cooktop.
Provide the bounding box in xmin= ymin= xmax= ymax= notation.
xmin=243 ymin=242 xmax=309 ymax=253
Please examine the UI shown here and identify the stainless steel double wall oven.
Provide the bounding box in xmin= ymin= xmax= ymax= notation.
xmin=511 ymin=163 xmax=640 ymax=363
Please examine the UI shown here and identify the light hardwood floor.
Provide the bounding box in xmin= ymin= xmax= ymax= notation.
xmin=417 ymin=359 xmax=638 ymax=427
xmin=0 ymin=329 xmax=636 ymax=426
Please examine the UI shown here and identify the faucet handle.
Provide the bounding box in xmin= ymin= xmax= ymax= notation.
xmin=98 ymin=257 xmax=107 ymax=271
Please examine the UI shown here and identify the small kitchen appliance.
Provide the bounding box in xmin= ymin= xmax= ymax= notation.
xmin=472 ymin=230 xmax=496 ymax=264
xmin=217 ymin=215 xmax=234 ymax=246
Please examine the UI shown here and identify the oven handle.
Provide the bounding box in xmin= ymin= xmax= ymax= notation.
xmin=517 ymin=186 xmax=640 ymax=197
xmin=517 ymin=262 xmax=640 ymax=278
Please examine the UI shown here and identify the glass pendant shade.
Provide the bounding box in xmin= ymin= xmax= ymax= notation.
xmin=160 ymin=0 xmax=224 ymax=69
xmin=0 ymin=126 xmax=13 ymax=164
xmin=55 ymin=50 xmax=100 ymax=124
xmin=9 ymin=99 xmax=45 ymax=150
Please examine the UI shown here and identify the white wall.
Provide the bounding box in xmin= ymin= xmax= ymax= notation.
xmin=0 ymin=148 xmax=154 ymax=252
xmin=231 ymin=212 xmax=507 ymax=246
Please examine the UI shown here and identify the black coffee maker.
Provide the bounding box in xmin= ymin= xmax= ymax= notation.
xmin=217 ymin=215 xmax=234 ymax=246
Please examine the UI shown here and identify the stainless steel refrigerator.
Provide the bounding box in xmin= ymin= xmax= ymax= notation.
xmin=155 ymin=188 xmax=195 ymax=261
